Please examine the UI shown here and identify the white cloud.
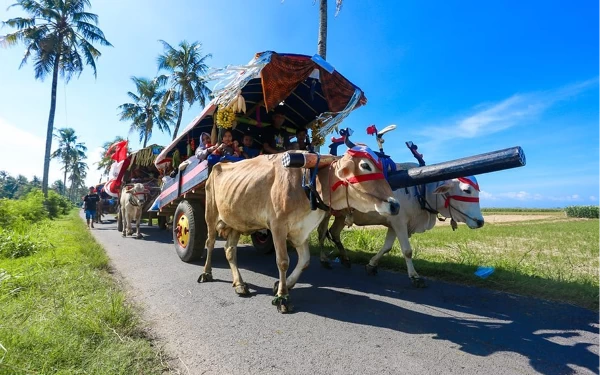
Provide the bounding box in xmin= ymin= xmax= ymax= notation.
xmin=479 ymin=190 xmax=496 ymax=200
xmin=86 ymin=147 xmax=106 ymax=187
xmin=590 ymin=196 xmax=597 ymax=201
xmin=418 ymin=78 xmax=599 ymax=141
xmin=0 ymin=117 xmax=62 ymax=183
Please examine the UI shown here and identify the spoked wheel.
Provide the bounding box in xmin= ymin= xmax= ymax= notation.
xmin=251 ymin=229 xmax=275 ymax=254
xmin=173 ymin=200 xmax=207 ymax=262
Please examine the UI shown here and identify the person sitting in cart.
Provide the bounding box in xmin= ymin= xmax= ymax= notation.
xmin=262 ymin=105 xmax=290 ymax=154
xmin=195 ymin=132 xmax=218 ymax=162
xmin=289 ymin=127 xmax=309 ymax=151
xmin=240 ymin=133 xmax=261 ymax=159
xmin=208 ymin=129 xmax=244 ymax=165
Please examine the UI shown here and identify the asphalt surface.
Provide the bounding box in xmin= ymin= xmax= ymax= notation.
xmin=89 ymin=215 xmax=599 ymax=375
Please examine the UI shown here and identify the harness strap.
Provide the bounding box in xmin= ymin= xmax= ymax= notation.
xmin=444 ymin=195 xmax=479 ymax=208
xmin=331 ymin=172 xmax=385 ymax=191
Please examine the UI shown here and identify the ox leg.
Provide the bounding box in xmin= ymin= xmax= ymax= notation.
xmin=198 ymin=234 xmax=215 ymax=283
xmin=224 ymin=231 xmax=249 ymax=296
xmin=198 ymin=204 xmax=217 ymax=283
xmin=283 ymin=241 xmax=311 ymax=291
xmin=366 ymin=227 xmax=396 ymax=275
xmin=393 ymin=224 xmax=426 ymax=288
xmin=135 ymin=211 xmax=143 ymax=239
xmin=272 ymin=229 xmax=292 ymax=313
xmin=317 ymin=214 xmax=333 ymax=269
xmin=329 ymin=216 xmax=351 ymax=268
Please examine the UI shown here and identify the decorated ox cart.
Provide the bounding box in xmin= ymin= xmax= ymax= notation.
xmin=153 ymin=51 xmax=526 ymax=263
xmin=102 ymin=143 xmax=165 ymax=232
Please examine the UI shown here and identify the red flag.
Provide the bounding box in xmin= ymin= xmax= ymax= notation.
xmin=366 ymin=124 xmax=377 ymax=135
xmin=106 ymin=140 xmax=128 ymax=162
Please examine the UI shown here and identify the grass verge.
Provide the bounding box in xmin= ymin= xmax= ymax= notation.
xmin=0 ymin=210 xmax=170 ymax=374
xmin=311 ymin=217 xmax=599 ymax=311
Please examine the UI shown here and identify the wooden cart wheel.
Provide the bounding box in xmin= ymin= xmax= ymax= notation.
xmin=251 ymin=230 xmax=275 ymax=254
xmin=173 ymin=200 xmax=207 ymax=262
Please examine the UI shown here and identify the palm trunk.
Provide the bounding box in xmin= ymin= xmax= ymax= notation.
xmin=317 ymin=0 xmax=328 ymax=59
xmin=63 ymin=169 xmax=67 ymax=196
xmin=172 ymin=93 xmax=185 ymax=140
xmin=42 ymin=53 xmax=61 ymax=198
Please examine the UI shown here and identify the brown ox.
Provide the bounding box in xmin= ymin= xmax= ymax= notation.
xmin=199 ymin=149 xmax=399 ymax=313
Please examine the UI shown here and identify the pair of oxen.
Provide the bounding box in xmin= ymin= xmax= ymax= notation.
xmin=199 ymin=140 xmax=484 ymax=313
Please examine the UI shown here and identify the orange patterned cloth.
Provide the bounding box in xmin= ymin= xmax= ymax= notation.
xmin=260 ymin=54 xmax=315 ymax=112
xmin=260 ymin=53 xmax=367 ymax=114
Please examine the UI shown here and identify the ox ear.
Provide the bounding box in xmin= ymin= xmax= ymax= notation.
xmin=338 ymin=158 xmax=356 ymax=179
xmin=433 ymin=182 xmax=453 ymax=194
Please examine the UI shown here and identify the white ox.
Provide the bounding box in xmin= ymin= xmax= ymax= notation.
xmin=317 ymin=168 xmax=484 ymax=287
xmin=199 ymin=148 xmax=400 ymax=313
xmin=120 ymin=183 xmax=147 ymax=239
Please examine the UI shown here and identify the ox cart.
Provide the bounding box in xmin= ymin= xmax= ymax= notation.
xmin=152 ymin=51 xmax=526 ymax=263
xmin=110 ymin=144 xmax=165 ymax=232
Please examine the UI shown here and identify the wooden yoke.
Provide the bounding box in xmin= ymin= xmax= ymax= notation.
xmin=281 ymin=151 xmax=339 ymax=169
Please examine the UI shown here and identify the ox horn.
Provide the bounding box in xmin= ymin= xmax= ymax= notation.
xmin=341 ymin=128 xmax=356 ymax=149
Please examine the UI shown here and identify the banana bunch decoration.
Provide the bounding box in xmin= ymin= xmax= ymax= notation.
xmin=309 ymin=120 xmax=325 ymax=146
xmin=230 ymin=90 xmax=246 ymax=114
xmin=215 ymin=105 xmax=235 ymax=129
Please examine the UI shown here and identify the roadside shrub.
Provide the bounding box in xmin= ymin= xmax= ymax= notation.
xmin=565 ymin=205 xmax=599 ymax=219
xmin=0 ymin=229 xmax=51 ymax=259
xmin=0 ymin=189 xmax=48 ymax=229
xmin=46 ymin=190 xmax=72 ymax=218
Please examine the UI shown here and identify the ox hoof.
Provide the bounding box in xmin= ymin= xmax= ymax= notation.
xmin=365 ymin=264 xmax=378 ymax=275
xmin=410 ymin=277 xmax=428 ymax=288
xmin=272 ymin=281 xmax=279 ymax=296
xmin=234 ymin=283 xmax=250 ymax=296
xmin=272 ymin=295 xmax=293 ymax=314
xmin=197 ymin=273 xmax=214 ymax=283
xmin=135 ymin=234 xmax=143 ymax=239
xmin=320 ymin=260 xmax=333 ymax=270
xmin=121 ymin=232 xmax=126 ymax=237
xmin=341 ymin=257 xmax=352 ymax=268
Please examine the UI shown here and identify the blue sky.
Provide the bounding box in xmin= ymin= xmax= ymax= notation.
xmin=0 ymin=0 xmax=598 ymax=208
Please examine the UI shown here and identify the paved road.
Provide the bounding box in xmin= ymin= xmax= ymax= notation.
xmin=89 ymin=216 xmax=598 ymax=375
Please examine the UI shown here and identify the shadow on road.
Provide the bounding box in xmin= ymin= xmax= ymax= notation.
xmin=203 ymin=244 xmax=600 ymax=375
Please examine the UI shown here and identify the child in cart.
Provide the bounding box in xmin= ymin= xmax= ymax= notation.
xmin=207 ymin=129 xmax=244 ymax=165
xmin=239 ymin=133 xmax=261 ymax=159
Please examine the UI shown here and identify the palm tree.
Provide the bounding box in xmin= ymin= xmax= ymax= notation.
xmin=31 ymin=176 xmax=42 ymax=189
xmin=118 ymin=77 xmax=175 ymax=148
xmin=156 ymin=40 xmax=212 ymax=140
xmin=51 ymin=179 xmax=65 ymax=194
xmin=97 ymin=136 xmax=126 ymax=177
xmin=68 ymin=156 xmax=87 ymax=201
xmin=51 ymin=128 xmax=87 ymax=195
xmin=1 ymin=0 xmax=112 ymax=197
xmin=320 ymin=0 xmax=343 ymax=59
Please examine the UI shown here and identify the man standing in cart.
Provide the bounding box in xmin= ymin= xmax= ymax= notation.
xmin=82 ymin=186 xmax=100 ymax=229
xmin=262 ymin=105 xmax=291 ymax=154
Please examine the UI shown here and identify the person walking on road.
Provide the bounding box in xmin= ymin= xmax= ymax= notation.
xmin=82 ymin=186 xmax=100 ymax=229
